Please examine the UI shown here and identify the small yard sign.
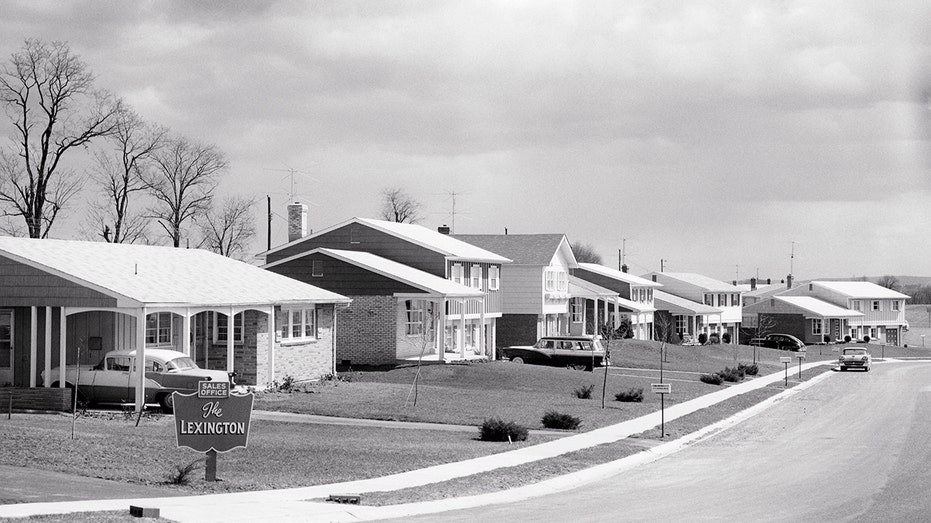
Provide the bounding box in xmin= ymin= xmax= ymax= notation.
xmin=779 ymin=356 xmax=792 ymax=363
xmin=651 ymin=383 xmax=671 ymax=394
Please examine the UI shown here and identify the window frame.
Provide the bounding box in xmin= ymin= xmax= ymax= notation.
xmin=451 ymin=263 xmax=463 ymax=285
xmin=570 ymin=298 xmax=584 ymax=323
xmin=213 ymin=312 xmax=245 ymax=344
xmin=277 ymin=306 xmax=317 ymax=343
xmin=471 ymin=265 xmax=482 ymax=289
xmin=311 ymin=260 xmax=323 ymax=277
xmin=405 ymin=300 xmax=425 ymax=336
xmin=872 ymin=300 xmax=881 ymax=311
xmin=488 ymin=266 xmax=500 ymax=290
xmin=812 ymin=318 xmax=823 ymax=336
xmin=145 ymin=312 xmax=173 ymax=347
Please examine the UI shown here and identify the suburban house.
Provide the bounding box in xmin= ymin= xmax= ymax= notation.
xmin=644 ymin=272 xmax=742 ymax=343
xmin=652 ymin=290 xmax=723 ymax=343
xmin=781 ymin=281 xmax=910 ymax=345
xmin=570 ymin=263 xmax=661 ymax=340
xmin=742 ymin=295 xmax=863 ymax=345
xmin=261 ymin=214 xmax=510 ymax=365
xmin=452 ymin=234 xmax=577 ymax=349
xmin=0 ymin=237 xmax=350 ymax=411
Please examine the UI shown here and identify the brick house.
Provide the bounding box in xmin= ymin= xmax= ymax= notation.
xmin=570 ymin=263 xmax=662 ymax=340
xmin=0 ymin=237 xmax=349 ymax=411
xmin=742 ymin=295 xmax=863 ymax=344
xmin=644 ymin=272 xmax=743 ymax=343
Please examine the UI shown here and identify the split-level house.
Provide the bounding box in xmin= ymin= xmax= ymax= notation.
xmin=780 ymin=281 xmax=910 ymax=345
xmin=0 ymin=237 xmax=350 ymax=411
xmin=261 ymin=214 xmax=510 ymax=365
xmin=570 ymin=263 xmax=661 ymax=340
xmin=742 ymin=294 xmax=863 ymax=345
xmin=644 ymin=272 xmax=742 ymax=342
xmin=452 ymin=234 xmax=577 ymax=349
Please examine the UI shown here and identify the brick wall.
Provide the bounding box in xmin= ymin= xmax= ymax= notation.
xmin=0 ymin=387 xmax=71 ymax=412
xmin=335 ymin=295 xmax=397 ymax=366
xmin=250 ymin=306 xmax=336 ymax=387
xmin=769 ymin=313 xmax=807 ymax=342
xmin=496 ymin=314 xmax=540 ymax=351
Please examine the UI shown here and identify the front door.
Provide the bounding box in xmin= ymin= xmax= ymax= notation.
xmin=0 ymin=311 xmax=13 ymax=386
xmin=886 ymin=328 xmax=899 ymax=346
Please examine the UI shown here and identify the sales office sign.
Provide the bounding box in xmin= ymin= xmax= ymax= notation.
xmin=173 ymin=381 xmax=254 ymax=453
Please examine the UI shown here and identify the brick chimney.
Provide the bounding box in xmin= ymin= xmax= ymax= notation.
xmin=621 ymin=264 xmax=628 ymax=273
xmin=786 ymin=274 xmax=793 ymax=289
xmin=287 ymin=202 xmax=307 ymax=242
xmin=437 ymin=224 xmax=450 ymax=235
xmin=750 ymin=277 xmax=757 ymax=290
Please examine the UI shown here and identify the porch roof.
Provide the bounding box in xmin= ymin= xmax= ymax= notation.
xmin=568 ymin=275 xmax=618 ymax=299
xmin=614 ymin=296 xmax=657 ymax=314
xmin=576 ymin=263 xmax=663 ymax=287
xmin=0 ymin=237 xmax=350 ymax=308
xmin=771 ymin=296 xmax=864 ymax=319
xmin=310 ymin=248 xmax=484 ymax=298
xmin=654 ymin=290 xmax=721 ymax=316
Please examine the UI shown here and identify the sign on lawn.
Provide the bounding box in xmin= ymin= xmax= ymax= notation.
xmin=651 ymin=383 xmax=671 ymax=394
xmin=779 ymin=356 xmax=792 ymax=363
xmin=174 ymin=381 xmax=254 ymax=453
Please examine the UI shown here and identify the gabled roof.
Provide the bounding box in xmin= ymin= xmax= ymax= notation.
xmin=761 ymin=296 xmax=864 ymax=318
xmin=653 ymin=290 xmax=722 ymax=316
xmin=262 ymin=217 xmax=510 ymax=264
xmin=0 ymin=237 xmax=349 ymax=308
xmin=811 ymin=281 xmax=910 ymax=299
xmin=577 ymin=263 xmax=663 ymax=287
xmin=646 ymin=271 xmax=741 ymax=292
xmin=452 ymin=234 xmax=576 ymax=267
xmin=303 ymin=248 xmax=483 ymax=298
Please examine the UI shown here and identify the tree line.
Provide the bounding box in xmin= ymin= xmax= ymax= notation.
xmin=0 ymin=39 xmax=255 ymax=259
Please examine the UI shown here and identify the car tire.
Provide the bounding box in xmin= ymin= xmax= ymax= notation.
xmin=568 ymin=364 xmax=587 ymax=371
xmin=840 ymin=366 xmax=846 ymax=372
xmin=158 ymin=393 xmax=175 ymax=412
xmin=510 ymin=356 xmax=524 ymax=364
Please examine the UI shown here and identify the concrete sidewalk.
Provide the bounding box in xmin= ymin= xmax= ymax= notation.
xmin=0 ymin=360 xmax=836 ymax=522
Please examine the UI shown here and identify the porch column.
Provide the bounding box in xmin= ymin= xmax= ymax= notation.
xmin=135 ymin=307 xmax=147 ymax=412
xmin=479 ymin=300 xmax=486 ymax=357
xmin=490 ymin=318 xmax=497 ymax=360
xmin=182 ymin=309 xmax=191 ymax=357
xmin=59 ymin=308 xmax=66 ymax=388
xmin=593 ymin=299 xmax=599 ymax=335
xmin=268 ymin=306 xmax=276 ymax=385
xmin=437 ymin=299 xmax=446 ymax=363
xmin=614 ymin=297 xmax=620 ymax=330
xmin=459 ymin=299 xmax=466 ymax=359
xmin=44 ymin=307 xmax=52 ymax=387
xmin=30 ymin=306 xmax=37 ymax=387
xmin=227 ymin=306 xmax=235 ymax=373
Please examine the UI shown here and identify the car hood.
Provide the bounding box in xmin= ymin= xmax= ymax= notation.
xmin=168 ymin=368 xmax=231 ymax=382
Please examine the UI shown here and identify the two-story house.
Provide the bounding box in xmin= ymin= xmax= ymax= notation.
xmin=570 ymin=263 xmax=661 ymax=340
xmin=645 ymin=272 xmax=743 ymax=343
xmin=452 ymin=234 xmax=577 ymax=349
xmin=781 ymin=281 xmax=910 ymax=345
xmin=262 ymin=214 xmax=510 ymax=366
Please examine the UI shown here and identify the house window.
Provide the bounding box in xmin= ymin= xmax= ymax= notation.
xmin=718 ymin=294 xmax=726 ymax=307
xmin=545 ymin=270 xmax=556 ymax=291
xmin=704 ymin=294 xmax=713 ymax=305
xmin=647 ymin=289 xmax=653 ymax=302
xmin=0 ymin=310 xmax=12 ymax=372
xmin=471 ymin=265 xmax=482 ymax=289
xmin=405 ymin=300 xmax=425 ymax=336
xmin=872 ymin=300 xmax=881 ymax=311
xmin=451 ymin=264 xmax=463 ymax=285
xmin=675 ymin=316 xmax=687 ymax=336
xmin=570 ymin=299 xmax=584 ymax=323
xmin=488 ymin=266 xmax=500 ymax=290
xmin=557 ymin=272 xmax=567 ymax=292
xmin=277 ymin=307 xmax=317 ymax=342
xmin=731 ymin=294 xmax=739 ymax=307
xmin=812 ymin=319 xmax=823 ymax=336
xmin=312 ymin=260 xmax=323 ymax=277
xmin=145 ymin=312 xmax=173 ymax=346
xmin=214 ymin=312 xmax=244 ymax=343
xmin=852 ymin=300 xmax=861 ymax=311
xmin=892 ymin=300 xmax=900 ymax=311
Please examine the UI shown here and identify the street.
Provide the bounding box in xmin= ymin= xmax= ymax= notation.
xmin=396 ymin=360 xmax=931 ymax=522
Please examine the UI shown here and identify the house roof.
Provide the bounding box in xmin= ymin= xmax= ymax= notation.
xmin=0 ymin=237 xmax=350 ymax=308
xmin=569 ymin=275 xmax=618 ymax=299
xmin=452 ymin=234 xmax=576 ymax=267
xmin=308 ymin=248 xmax=483 ymax=298
xmin=768 ymin=296 xmax=864 ymax=318
xmin=811 ymin=281 xmax=910 ymax=299
xmin=262 ymin=217 xmax=510 ymax=264
xmin=653 ymin=290 xmax=722 ymax=316
xmin=646 ymin=271 xmax=741 ymax=292
xmin=576 ymin=263 xmax=663 ymax=287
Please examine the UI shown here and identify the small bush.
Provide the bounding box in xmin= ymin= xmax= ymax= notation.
xmin=722 ymin=332 xmax=731 ymax=344
xmin=844 ymin=335 xmax=852 ymax=343
xmin=480 ymin=418 xmax=529 ymax=442
xmin=863 ymin=335 xmax=871 ymax=343
xmin=698 ymin=333 xmax=708 ymax=345
xmin=709 ymin=333 xmax=720 ymax=344
xmin=718 ymin=366 xmax=743 ymax=382
xmin=574 ymin=384 xmax=594 ymax=399
xmin=823 ymin=335 xmax=831 ymax=344
xmin=166 ymin=459 xmax=202 ymax=485
xmin=542 ymin=411 xmax=582 ymax=430
xmin=700 ymin=373 xmax=723 ymax=385
xmin=614 ymin=387 xmax=644 ymax=402
xmin=737 ymin=363 xmax=759 ymax=376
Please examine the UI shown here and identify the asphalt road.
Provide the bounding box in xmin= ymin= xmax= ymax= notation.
xmin=396 ymin=360 xmax=931 ymax=522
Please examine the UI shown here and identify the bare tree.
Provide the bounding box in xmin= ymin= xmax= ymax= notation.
xmin=380 ymin=187 xmax=422 ymax=223
xmin=145 ymin=136 xmax=226 ymax=247
xmin=876 ymin=275 xmax=900 ymax=291
xmin=87 ymin=107 xmax=166 ymax=243
xmin=0 ymin=39 xmax=121 ymax=238
xmin=198 ymin=195 xmax=256 ymax=260
xmin=571 ymin=242 xmax=602 ymax=264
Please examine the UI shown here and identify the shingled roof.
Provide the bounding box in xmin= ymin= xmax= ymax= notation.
xmin=452 ymin=234 xmax=571 ymax=265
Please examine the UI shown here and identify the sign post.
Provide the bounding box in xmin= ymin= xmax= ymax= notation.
xmin=651 ymin=383 xmax=672 ymax=438
xmin=780 ymin=356 xmax=791 ymax=386
xmin=796 ymin=352 xmax=806 ymax=379
xmin=173 ymin=381 xmax=254 ymax=481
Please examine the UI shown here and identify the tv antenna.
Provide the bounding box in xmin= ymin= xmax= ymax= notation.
xmin=432 ymin=190 xmax=470 ymax=233
xmin=264 ymin=167 xmax=317 ymax=202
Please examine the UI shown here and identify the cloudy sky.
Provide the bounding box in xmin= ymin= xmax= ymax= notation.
xmin=2 ymin=0 xmax=929 ymax=282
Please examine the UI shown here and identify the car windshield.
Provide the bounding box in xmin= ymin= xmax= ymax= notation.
xmin=844 ymin=349 xmax=867 ymax=355
xmin=165 ymin=356 xmax=198 ymax=371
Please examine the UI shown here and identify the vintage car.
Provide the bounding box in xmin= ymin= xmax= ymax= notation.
xmin=747 ymin=333 xmax=806 ymax=352
xmin=42 ymin=349 xmax=234 ymax=411
xmin=501 ymin=335 xmax=608 ymax=371
xmin=838 ymin=347 xmax=872 ymax=372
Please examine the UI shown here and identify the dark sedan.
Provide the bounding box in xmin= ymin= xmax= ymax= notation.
xmin=748 ymin=333 xmax=806 ymax=352
xmin=502 ymin=336 xmax=607 ymax=371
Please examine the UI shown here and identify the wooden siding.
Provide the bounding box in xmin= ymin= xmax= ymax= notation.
xmin=650 ymin=274 xmax=703 ymax=302
xmin=0 ymin=254 xmax=117 ymax=308
xmin=446 ymin=261 xmax=502 ymax=315
xmin=267 ymin=222 xmax=448 ymax=276
xmin=500 ymin=265 xmax=544 ymax=314
xmin=572 ymin=268 xmax=632 ymax=298
xmin=268 ymin=253 xmax=423 ymax=296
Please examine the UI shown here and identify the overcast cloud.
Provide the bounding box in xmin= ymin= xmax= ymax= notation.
xmin=1 ymin=0 xmax=929 ymax=281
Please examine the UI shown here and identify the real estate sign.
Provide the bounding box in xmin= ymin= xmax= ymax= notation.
xmin=173 ymin=381 xmax=254 ymax=453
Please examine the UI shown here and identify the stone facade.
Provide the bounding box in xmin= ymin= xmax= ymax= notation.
xmin=335 ymin=295 xmax=397 ymax=366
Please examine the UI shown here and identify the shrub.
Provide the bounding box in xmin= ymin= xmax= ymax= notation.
xmin=863 ymin=336 xmax=871 ymax=343
xmin=698 ymin=333 xmax=708 ymax=345
xmin=700 ymin=373 xmax=723 ymax=385
xmin=166 ymin=459 xmax=202 ymax=485
xmin=823 ymin=335 xmax=831 ymax=344
xmin=542 ymin=411 xmax=582 ymax=430
xmin=718 ymin=366 xmax=743 ymax=382
xmin=614 ymin=387 xmax=644 ymax=402
xmin=574 ymin=384 xmax=594 ymax=399
xmin=709 ymin=333 xmax=720 ymax=344
xmin=722 ymin=332 xmax=731 ymax=344
xmin=844 ymin=335 xmax=852 ymax=343
xmin=480 ymin=418 xmax=529 ymax=442
xmin=737 ymin=363 xmax=759 ymax=376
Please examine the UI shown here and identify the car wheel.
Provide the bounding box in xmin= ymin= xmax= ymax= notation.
xmin=158 ymin=393 xmax=175 ymax=412
xmin=510 ymin=356 xmax=524 ymax=364
xmin=568 ymin=363 xmax=587 ymax=371
xmin=840 ymin=366 xmax=846 ymax=372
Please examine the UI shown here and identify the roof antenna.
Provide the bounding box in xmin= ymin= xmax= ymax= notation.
xmin=504 ymin=227 xmax=508 ymax=235
xmin=134 ymin=263 xmax=138 ymax=275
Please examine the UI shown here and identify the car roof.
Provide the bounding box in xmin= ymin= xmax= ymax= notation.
xmin=539 ymin=336 xmax=597 ymax=341
xmin=104 ymin=349 xmax=189 ymax=361
xmin=843 ymin=347 xmax=869 ymax=351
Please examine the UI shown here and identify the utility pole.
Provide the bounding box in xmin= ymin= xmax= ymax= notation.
xmin=267 ymin=195 xmax=272 ymax=251
xmin=789 ymin=241 xmax=796 ymax=276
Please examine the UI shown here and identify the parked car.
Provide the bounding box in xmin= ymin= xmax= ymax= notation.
xmin=838 ymin=347 xmax=872 ymax=371
xmin=747 ymin=333 xmax=806 ymax=352
xmin=502 ymin=336 xmax=607 ymax=371
xmin=42 ymin=349 xmax=234 ymax=411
